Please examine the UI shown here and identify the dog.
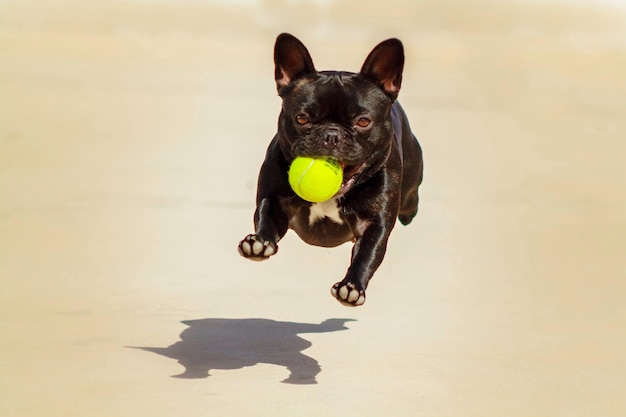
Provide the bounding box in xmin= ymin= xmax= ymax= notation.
xmin=238 ymin=33 xmax=423 ymax=307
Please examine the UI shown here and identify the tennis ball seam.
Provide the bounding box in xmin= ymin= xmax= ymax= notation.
xmin=293 ymin=159 xmax=316 ymax=191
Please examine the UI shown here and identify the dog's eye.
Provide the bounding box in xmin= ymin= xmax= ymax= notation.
xmin=356 ymin=117 xmax=371 ymax=128
xmin=295 ymin=114 xmax=310 ymax=125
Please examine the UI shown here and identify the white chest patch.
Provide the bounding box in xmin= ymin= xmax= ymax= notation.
xmin=308 ymin=198 xmax=344 ymax=226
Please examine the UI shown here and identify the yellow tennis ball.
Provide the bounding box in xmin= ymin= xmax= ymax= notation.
xmin=288 ymin=157 xmax=343 ymax=203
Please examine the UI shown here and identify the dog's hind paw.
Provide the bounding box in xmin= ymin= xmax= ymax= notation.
xmin=238 ymin=234 xmax=277 ymax=261
xmin=331 ymin=281 xmax=366 ymax=307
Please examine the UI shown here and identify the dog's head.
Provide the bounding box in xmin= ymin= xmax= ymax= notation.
xmin=273 ymin=33 xmax=405 ymax=183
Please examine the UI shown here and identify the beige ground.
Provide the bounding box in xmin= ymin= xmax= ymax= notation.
xmin=1 ymin=0 xmax=625 ymax=416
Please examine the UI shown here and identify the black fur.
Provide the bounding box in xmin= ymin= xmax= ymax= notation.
xmin=239 ymin=33 xmax=423 ymax=306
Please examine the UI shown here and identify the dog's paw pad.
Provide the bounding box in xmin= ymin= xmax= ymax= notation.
xmin=331 ymin=282 xmax=366 ymax=307
xmin=238 ymin=234 xmax=277 ymax=261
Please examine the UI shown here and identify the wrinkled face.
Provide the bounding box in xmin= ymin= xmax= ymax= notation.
xmin=278 ymin=71 xmax=394 ymax=167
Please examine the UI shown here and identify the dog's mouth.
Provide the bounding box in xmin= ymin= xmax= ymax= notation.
xmin=291 ymin=153 xmax=367 ymax=198
xmin=337 ymin=161 xmax=367 ymax=196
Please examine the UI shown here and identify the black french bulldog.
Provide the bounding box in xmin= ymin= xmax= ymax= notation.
xmin=238 ymin=33 xmax=423 ymax=307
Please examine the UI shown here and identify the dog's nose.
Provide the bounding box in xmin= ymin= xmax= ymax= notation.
xmin=323 ymin=128 xmax=341 ymax=146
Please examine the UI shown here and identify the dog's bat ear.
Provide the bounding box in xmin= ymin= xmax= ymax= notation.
xmin=274 ymin=33 xmax=316 ymax=92
xmin=360 ymin=38 xmax=404 ymax=100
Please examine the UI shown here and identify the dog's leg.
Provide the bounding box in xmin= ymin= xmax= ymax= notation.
xmin=238 ymin=139 xmax=291 ymax=261
xmin=329 ymin=159 xmax=403 ymax=306
xmin=331 ymin=221 xmax=395 ymax=306
xmin=398 ymin=134 xmax=423 ymax=225
xmin=331 ymin=171 xmax=400 ymax=307
xmin=238 ymin=196 xmax=289 ymax=261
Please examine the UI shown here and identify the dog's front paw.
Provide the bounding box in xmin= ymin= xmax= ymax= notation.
xmin=238 ymin=234 xmax=277 ymax=261
xmin=331 ymin=281 xmax=366 ymax=307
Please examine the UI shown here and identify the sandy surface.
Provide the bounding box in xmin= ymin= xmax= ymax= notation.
xmin=1 ymin=1 xmax=625 ymax=416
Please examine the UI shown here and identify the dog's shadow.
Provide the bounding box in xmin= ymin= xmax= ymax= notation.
xmin=132 ymin=318 xmax=355 ymax=384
